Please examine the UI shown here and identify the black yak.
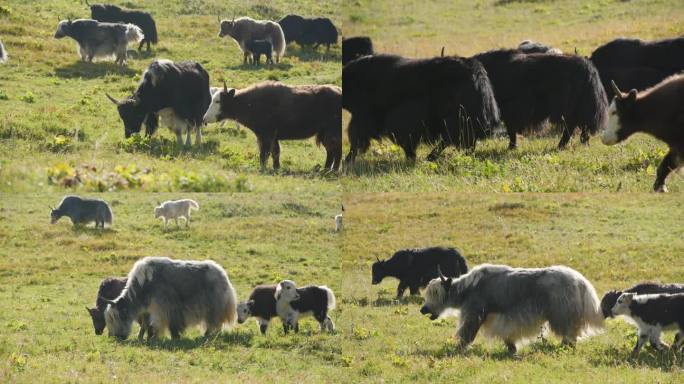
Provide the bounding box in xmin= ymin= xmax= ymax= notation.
xmin=218 ymin=17 xmax=286 ymax=64
xmin=53 ymin=19 xmax=143 ymax=65
xmin=372 ymin=247 xmax=468 ymax=298
xmin=244 ymin=39 xmax=274 ymax=65
xmin=106 ymin=59 xmax=211 ymax=146
xmin=86 ymin=277 xmax=151 ymax=339
xmin=472 ymin=49 xmax=608 ymax=149
xmin=50 ymin=195 xmax=112 ymax=228
xmin=420 ymin=264 xmax=603 ymax=353
xmin=602 ymin=76 xmax=684 ymax=192
xmin=278 ymin=15 xmax=338 ymax=49
xmin=275 ymin=280 xmax=336 ymax=333
xmin=87 ymin=2 xmax=158 ymax=52
xmin=203 ymin=81 xmax=342 ymax=171
xmin=612 ymin=292 xmax=684 ymax=356
xmin=342 ymin=36 xmax=373 ymax=65
xmin=103 ymin=256 xmax=237 ymax=339
xmin=236 ymin=285 xmax=278 ymax=334
xmin=342 ymin=54 xmax=500 ymax=164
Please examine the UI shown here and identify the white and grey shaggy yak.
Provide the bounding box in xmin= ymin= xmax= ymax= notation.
xmin=154 ymin=199 xmax=199 ymax=229
xmin=54 ymin=19 xmax=143 ymax=65
xmin=218 ymin=17 xmax=286 ymax=64
xmin=103 ymin=256 xmax=237 ymax=340
xmin=420 ymin=264 xmax=604 ymax=353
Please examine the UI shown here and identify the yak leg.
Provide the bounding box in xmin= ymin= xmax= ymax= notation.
xmin=271 ymin=140 xmax=281 ymax=170
xmin=507 ymin=127 xmax=518 ymax=149
xmin=654 ymin=149 xmax=677 ymax=192
xmin=258 ymin=319 xmax=270 ymax=335
xmin=396 ymin=282 xmax=408 ymax=298
xmin=138 ymin=39 xmax=145 ymax=52
xmin=557 ymin=121 xmax=575 ymax=149
xmin=580 ymin=126 xmax=590 ymax=145
xmin=632 ymin=333 xmax=648 ymax=356
xmin=457 ymin=309 xmax=486 ymax=348
xmin=257 ymin=137 xmax=272 ymax=170
xmin=409 ymin=285 xmax=420 ymax=296
xmin=194 ymin=124 xmax=203 ymax=145
xmin=427 ymin=138 xmax=448 ymax=162
xmin=505 ymin=340 xmax=517 ymax=354
xmin=175 ymin=218 xmax=179 ymax=228
xmin=243 ymin=51 xmax=250 ymax=64
xmin=184 ymin=122 xmax=192 ymax=147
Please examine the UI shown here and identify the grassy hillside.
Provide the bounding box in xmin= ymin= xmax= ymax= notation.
xmin=340 ymin=193 xmax=684 ymax=383
xmin=341 ymin=0 xmax=684 ymax=192
xmin=0 ymin=0 xmax=341 ymax=194
xmin=0 ymin=192 xmax=342 ymax=383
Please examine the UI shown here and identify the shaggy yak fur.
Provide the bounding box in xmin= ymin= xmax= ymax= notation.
xmin=50 ymin=195 xmax=113 ymax=228
xmin=244 ymin=39 xmax=274 ymax=65
xmin=154 ymin=199 xmax=199 ymax=229
xmin=601 ymin=75 xmax=684 ymax=192
xmin=236 ymin=285 xmax=278 ymax=334
xmin=518 ymin=40 xmax=563 ymax=55
xmin=88 ymin=2 xmax=158 ymax=52
xmin=342 ymin=54 xmax=500 ymax=165
xmin=342 ymin=36 xmax=373 ymax=65
xmin=472 ymin=49 xmax=608 ymax=149
xmin=372 ymin=247 xmax=469 ymax=298
xmin=103 ymin=256 xmax=237 ymax=340
xmin=107 ymin=59 xmax=211 ymax=146
xmin=218 ymin=17 xmax=286 ymax=64
xmin=0 ymin=39 xmax=7 ymax=63
xmin=54 ymin=19 xmax=143 ymax=65
xmin=590 ymin=36 xmax=684 ymax=100
xmin=275 ymin=280 xmax=336 ymax=333
xmin=278 ymin=15 xmax=338 ymax=49
xmin=420 ymin=264 xmax=604 ymax=353
xmin=203 ymin=81 xmax=342 ymax=171
xmin=86 ymin=277 xmax=151 ymax=339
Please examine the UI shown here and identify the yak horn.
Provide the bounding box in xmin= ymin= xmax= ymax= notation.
xmin=99 ymin=296 xmax=117 ymax=306
xmin=105 ymin=93 xmax=120 ymax=105
xmin=441 ymin=46 xmax=445 ymax=57
xmin=85 ymin=0 xmax=90 ymax=6
xmin=223 ymin=80 xmax=228 ymax=92
xmin=437 ymin=265 xmax=447 ymax=282
xmin=610 ymin=80 xmax=622 ymax=98
xmin=375 ymin=255 xmax=380 ymax=262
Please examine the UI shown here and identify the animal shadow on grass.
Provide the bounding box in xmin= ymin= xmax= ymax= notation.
xmin=345 ymin=157 xmax=416 ymax=177
xmin=414 ymin=337 xmax=572 ymax=361
xmin=120 ymin=136 xmax=220 ymax=159
xmin=55 ymin=61 xmax=137 ymax=79
xmin=287 ymin=45 xmax=341 ymax=63
xmin=140 ymin=330 xmax=254 ymax=351
xmin=345 ymin=295 xmax=423 ymax=307
xmin=588 ymin=344 xmax=684 ymax=370
xmin=225 ymin=62 xmax=293 ymax=72
xmin=70 ymin=225 xmax=116 ymax=236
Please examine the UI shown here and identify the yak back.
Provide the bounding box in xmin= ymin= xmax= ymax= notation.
xmin=627 ymin=293 xmax=684 ymax=326
xmin=290 ymin=285 xmax=328 ymax=313
xmin=384 ymin=247 xmax=468 ymax=285
xmin=248 ymin=285 xmax=278 ymax=319
xmin=591 ymin=37 xmax=684 ymax=72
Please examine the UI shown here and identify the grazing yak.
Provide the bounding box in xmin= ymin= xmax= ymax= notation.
xmin=601 ymin=282 xmax=684 ymax=352
xmin=154 ymin=199 xmax=199 ymax=229
xmin=244 ymin=39 xmax=274 ymax=65
xmin=275 ymin=280 xmax=336 ymax=333
xmin=87 ymin=1 xmax=158 ymax=52
xmin=107 ymin=59 xmax=211 ymax=146
xmin=342 ymin=36 xmax=373 ymax=65
xmin=372 ymin=247 xmax=468 ymax=298
xmin=103 ymin=256 xmax=237 ymax=339
xmin=601 ymin=76 xmax=684 ymax=192
xmin=54 ymin=19 xmax=143 ymax=65
xmin=278 ymin=15 xmax=338 ymax=49
xmin=591 ymin=36 xmax=684 ymax=100
xmin=86 ymin=277 xmax=151 ymax=340
xmin=0 ymin=39 xmax=7 ymax=63
xmin=203 ymin=81 xmax=342 ymax=171
xmin=518 ymin=40 xmax=563 ymax=55
xmin=612 ymin=292 xmax=684 ymax=356
xmin=218 ymin=17 xmax=286 ymax=64
xmin=420 ymin=264 xmax=603 ymax=353
xmin=237 ymin=285 xmax=278 ymax=334
xmin=473 ymin=49 xmax=608 ymax=149
xmin=50 ymin=195 xmax=112 ymax=228
xmin=343 ymin=54 xmax=500 ymax=165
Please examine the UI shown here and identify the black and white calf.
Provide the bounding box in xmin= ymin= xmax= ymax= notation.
xmin=236 ymin=285 xmax=278 ymax=334
xmin=372 ymin=247 xmax=468 ymax=298
xmin=611 ymin=292 xmax=684 ymax=355
xmin=107 ymin=59 xmax=211 ymax=146
xmin=275 ymin=280 xmax=336 ymax=333
xmin=53 ymin=19 xmax=143 ymax=65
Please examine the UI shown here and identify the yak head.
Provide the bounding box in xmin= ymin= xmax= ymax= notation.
xmin=54 ymin=19 xmax=72 ymax=39
xmin=218 ymin=17 xmax=237 ymax=38
xmin=371 ymin=256 xmax=386 ymax=285
xmin=203 ymin=81 xmax=236 ymax=124
xmin=106 ymin=94 xmax=147 ymax=138
xmin=86 ymin=306 xmax=107 ymax=335
xmin=275 ymin=280 xmax=299 ymax=302
xmin=602 ymin=80 xmax=638 ymax=145
xmin=611 ymin=292 xmax=636 ymax=317
xmin=49 ymin=206 xmax=61 ymax=224
xmin=420 ymin=266 xmax=453 ymax=320
xmin=103 ymin=297 xmax=134 ymax=340
xmin=600 ymin=290 xmax=623 ymax=319
xmin=236 ymin=300 xmax=254 ymax=324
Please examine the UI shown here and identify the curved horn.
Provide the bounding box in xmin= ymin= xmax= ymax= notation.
xmin=437 ymin=265 xmax=447 ymax=282
xmin=610 ymin=80 xmax=622 ymax=98
xmin=441 ymin=46 xmax=445 ymax=57
xmin=375 ymin=255 xmax=380 ymax=262
xmin=85 ymin=0 xmax=90 ymax=6
xmin=98 ymin=296 xmax=117 ymax=306
xmin=105 ymin=93 xmax=120 ymax=105
xmin=223 ymin=80 xmax=228 ymax=92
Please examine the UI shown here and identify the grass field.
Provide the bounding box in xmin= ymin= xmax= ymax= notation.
xmin=341 ymin=0 xmax=684 ymax=192
xmin=0 ymin=0 xmax=341 ymax=194
xmin=340 ymin=193 xmax=684 ymax=382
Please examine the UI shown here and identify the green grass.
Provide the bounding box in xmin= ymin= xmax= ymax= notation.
xmin=341 ymin=0 xmax=684 ymax=192
xmin=0 ymin=192 xmax=342 ymax=383
xmin=0 ymin=0 xmax=341 ymax=194
xmin=339 ymin=193 xmax=684 ymax=382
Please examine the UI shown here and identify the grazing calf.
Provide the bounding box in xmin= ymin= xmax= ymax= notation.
xmin=107 ymin=59 xmax=211 ymax=146
xmin=203 ymin=81 xmax=342 ymax=171
xmin=103 ymin=256 xmax=237 ymax=339
xmin=601 ymin=75 xmax=684 ymax=192
xmin=50 ymin=195 xmax=112 ymax=228
xmin=244 ymin=39 xmax=273 ymax=65
xmin=278 ymin=15 xmax=338 ymax=49
xmin=88 ymin=2 xmax=158 ymax=52
xmin=236 ymin=285 xmax=278 ymax=334
xmin=518 ymin=40 xmax=563 ymax=55
xmin=154 ymin=199 xmax=199 ymax=229
xmin=0 ymin=39 xmax=7 ymax=63
xmin=86 ymin=277 xmax=151 ymax=340
xmin=420 ymin=264 xmax=603 ymax=353
xmin=275 ymin=280 xmax=336 ymax=333
xmin=53 ymin=19 xmax=143 ymax=65
xmin=473 ymin=49 xmax=608 ymax=149
xmin=612 ymin=292 xmax=684 ymax=355
xmin=372 ymin=247 xmax=468 ymax=298
xmin=342 ymin=36 xmax=373 ymax=65
xmin=218 ymin=17 xmax=285 ymax=64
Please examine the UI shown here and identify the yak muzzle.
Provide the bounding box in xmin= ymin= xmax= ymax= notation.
xmin=420 ymin=305 xmax=438 ymax=320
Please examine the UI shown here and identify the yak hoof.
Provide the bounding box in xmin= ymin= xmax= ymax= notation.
xmin=654 ymin=184 xmax=668 ymax=193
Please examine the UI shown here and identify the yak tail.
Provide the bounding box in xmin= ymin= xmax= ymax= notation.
xmin=469 ymin=59 xmax=501 ymax=135
xmin=579 ymin=59 xmax=608 ymax=135
xmin=125 ymin=24 xmax=145 ymax=44
xmin=224 ymin=283 xmax=238 ymax=327
xmin=188 ymin=200 xmax=199 ymax=210
xmin=271 ymin=23 xmax=286 ymax=58
xmin=578 ymin=278 xmax=605 ymax=337
xmin=145 ymin=17 xmax=158 ymax=44
xmin=321 ymin=286 xmax=336 ymax=310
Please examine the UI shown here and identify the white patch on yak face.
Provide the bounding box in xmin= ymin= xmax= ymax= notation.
xmin=611 ymin=292 xmax=635 ymax=316
xmin=203 ymin=90 xmax=223 ymax=124
xmin=601 ymin=100 xmax=621 ymax=145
